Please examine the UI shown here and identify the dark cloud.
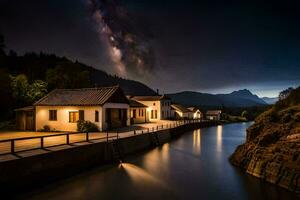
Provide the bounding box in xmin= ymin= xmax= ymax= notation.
xmin=1 ymin=0 xmax=300 ymax=96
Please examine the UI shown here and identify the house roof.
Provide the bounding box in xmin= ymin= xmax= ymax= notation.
xmin=171 ymin=104 xmax=191 ymax=113
xmin=14 ymin=106 xmax=35 ymax=112
xmin=129 ymin=100 xmax=147 ymax=108
xmin=206 ymin=110 xmax=222 ymax=115
xmin=34 ymin=86 xmax=129 ymax=106
xmin=188 ymin=107 xmax=201 ymax=112
xmin=131 ymin=94 xmax=170 ymax=101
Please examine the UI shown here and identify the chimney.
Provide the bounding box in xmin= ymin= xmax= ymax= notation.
xmin=156 ymin=89 xmax=159 ymax=95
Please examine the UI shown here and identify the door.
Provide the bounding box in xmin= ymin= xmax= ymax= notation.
xmin=25 ymin=111 xmax=35 ymax=131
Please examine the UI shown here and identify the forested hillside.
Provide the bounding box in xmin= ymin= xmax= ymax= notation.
xmin=0 ymin=35 xmax=155 ymax=120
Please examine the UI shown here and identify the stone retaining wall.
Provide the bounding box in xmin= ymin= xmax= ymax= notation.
xmin=0 ymin=121 xmax=217 ymax=194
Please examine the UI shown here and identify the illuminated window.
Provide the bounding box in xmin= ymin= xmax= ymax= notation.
xmin=95 ymin=111 xmax=99 ymax=122
xmin=155 ymin=110 xmax=158 ymax=119
xmin=133 ymin=109 xmax=136 ymax=118
xmin=69 ymin=111 xmax=79 ymax=123
xmin=49 ymin=110 xmax=57 ymax=121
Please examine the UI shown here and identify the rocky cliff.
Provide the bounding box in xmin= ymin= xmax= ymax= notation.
xmin=230 ymin=87 xmax=300 ymax=193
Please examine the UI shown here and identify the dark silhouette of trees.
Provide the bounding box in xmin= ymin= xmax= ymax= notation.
xmin=10 ymin=74 xmax=48 ymax=106
xmin=279 ymin=87 xmax=294 ymax=100
xmin=46 ymin=61 xmax=91 ymax=89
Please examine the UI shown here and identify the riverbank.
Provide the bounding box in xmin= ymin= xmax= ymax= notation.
xmin=0 ymin=120 xmax=218 ymax=195
xmin=230 ymin=104 xmax=300 ymax=194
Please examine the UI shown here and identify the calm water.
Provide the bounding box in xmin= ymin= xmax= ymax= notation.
xmin=21 ymin=123 xmax=298 ymax=200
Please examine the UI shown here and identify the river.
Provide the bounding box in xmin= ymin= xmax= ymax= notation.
xmin=20 ymin=122 xmax=298 ymax=200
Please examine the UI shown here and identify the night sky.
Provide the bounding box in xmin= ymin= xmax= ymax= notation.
xmin=1 ymin=0 xmax=300 ymax=97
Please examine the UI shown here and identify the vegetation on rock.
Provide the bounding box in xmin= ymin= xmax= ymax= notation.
xmin=230 ymin=86 xmax=300 ymax=193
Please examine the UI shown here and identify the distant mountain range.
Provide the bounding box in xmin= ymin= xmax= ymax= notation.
xmin=168 ymin=89 xmax=268 ymax=108
xmin=261 ymin=97 xmax=278 ymax=105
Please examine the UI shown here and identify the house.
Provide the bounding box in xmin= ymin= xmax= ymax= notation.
xmin=22 ymin=86 xmax=130 ymax=132
xmin=129 ymin=95 xmax=171 ymax=121
xmin=188 ymin=107 xmax=203 ymax=119
xmin=129 ymin=99 xmax=148 ymax=124
xmin=171 ymin=104 xmax=193 ymax=119
xmin=15 ymin=106 xmax=35 ymax=131
xmin=206 ymin=110 xmax=222 ymax=120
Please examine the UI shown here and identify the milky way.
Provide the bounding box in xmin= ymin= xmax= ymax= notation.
xmin=85 ymin=0 xmax=155 ymax=78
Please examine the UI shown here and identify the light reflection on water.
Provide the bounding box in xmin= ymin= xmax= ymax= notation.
xmin=19 ymin=122 xmax=298 ymax=200
xmin=216 ymin=125 xmax=223 ymax=153
xmin=193 ymin=129 xmax=201 ymax=156
xmin=119 ymin=163 xmax=171 ymax=191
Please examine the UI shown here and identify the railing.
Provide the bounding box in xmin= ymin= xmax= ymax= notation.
xmin=0 ymin=119 xmax=203 ymax=156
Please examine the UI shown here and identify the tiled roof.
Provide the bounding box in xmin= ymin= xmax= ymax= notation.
xmin=129 ymin=100 xmax=147 ymax=108
xmin=188 ymin=107 xmax=201 ymax=112
xmin=206 ymin=110 xmax=222 ymax=115
xmin=14 ymin=106 xmax=35 ymax=111
xmin=131 ymin=94 xmax=170 ymax=101
xmin=171 ymin=104 xmax=191 ymax=113
xmin=34 ymin=86 xmax=125 ymax=106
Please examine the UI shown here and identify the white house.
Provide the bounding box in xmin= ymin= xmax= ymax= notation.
xmin=170 ymin=104 xmax=193 ymax=119
xmin=34 ymin=86 xmax=130 ymax=132
xmin=188 ymin=107 xmax=203 ymax=119
xmin=129 ymin=95 xmax=171 ymax=121
xmin=206 ymin=110 xmax=222 ymax=120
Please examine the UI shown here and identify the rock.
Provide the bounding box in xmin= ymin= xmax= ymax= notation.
xmin=230 ymin=103 xmax=300 ymax=194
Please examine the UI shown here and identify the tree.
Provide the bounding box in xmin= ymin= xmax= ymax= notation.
xmin=0 ymin=34 xmax=5 ymax=53
xmin=0 ymin=69 xmax=13 ymax=120
xmin=241 ymin=110 xmax=249 ymax=119
xmin=27 ymin=80 xmax=48 ymax=102
xmin=46 ymin=61 xmax=91 ymax=89
xmin=10 ymin=74 xmax=48 ymax=105
xmin=279 ymin=87 xmax=294 ymax=100
xmin=10 ymin=74 xmax=29 ymax=103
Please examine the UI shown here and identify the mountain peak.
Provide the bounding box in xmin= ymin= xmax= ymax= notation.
xmin=230 ymin=89 xmax=252 ymax=96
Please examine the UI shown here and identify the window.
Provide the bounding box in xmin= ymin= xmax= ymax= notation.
xmin=69 ymin=111 xmax=79 ymax=123
xmin=49 ymin=110 xmax=57 ymax=121
xmin=95 ymin=111 xmax=99 ymax=122
xmin=151 ymin=110 xmax=154 ymax=119
xmin=133 ymin=109 xmax=136 ymax=118
xmin=139 ymin=109 xmax=144 ymax=117
xmin=155 ymin=110 xmax=158 ymax=119
xmin=162 ymin=111 xmax=164 ymax=118
xmin=79 ymin=110 xmax=84 ymax=121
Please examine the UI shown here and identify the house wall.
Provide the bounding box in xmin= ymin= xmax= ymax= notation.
xmin=135 ymin=100 xmax=160 ymax=121
xmin=130 ymin=108 xmax=147 ymax=124
xmin=160 ymin=99 xmax=171 ymax=119
xmin=206 ymin=115 xmax=220 ymax=120
xmin=193 ymin=111 xmax=202 ymax=119
xmin=16 ymin=111 xmax=26 ymax=131
xmin=35 ymin=106 xmax=102 ymax=132
xmin=134 ymin=99 xmax=171 ymax=121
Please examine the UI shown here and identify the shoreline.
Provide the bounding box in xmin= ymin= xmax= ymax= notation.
xmin=0 ymin=120 xmax=218 ymax=195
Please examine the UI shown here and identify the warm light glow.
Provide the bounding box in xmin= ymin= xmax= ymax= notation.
xmin=119 ymin=163 xmax=170 ymax=190
xmin=193 ymin=129 xmax=201 ymax=155
xmin=217 ymin=125 xmax=223 ymax=153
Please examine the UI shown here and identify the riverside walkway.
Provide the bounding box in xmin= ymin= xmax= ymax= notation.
xmin=0 ymin=120 xmax=202 ymax=162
